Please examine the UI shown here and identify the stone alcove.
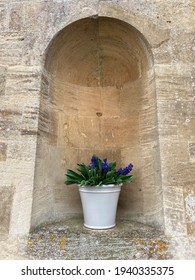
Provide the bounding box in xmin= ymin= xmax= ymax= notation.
xmin=31 ymin=17 xmax=163 ymax=231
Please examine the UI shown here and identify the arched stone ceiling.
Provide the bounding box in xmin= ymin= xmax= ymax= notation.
xmin=46 ymin=17 xmax=151 ymax=88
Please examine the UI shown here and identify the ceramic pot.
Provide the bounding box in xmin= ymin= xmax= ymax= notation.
xmin=78 ymin=184 xmax=121 ymax=229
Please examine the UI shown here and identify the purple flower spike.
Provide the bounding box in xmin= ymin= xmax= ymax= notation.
xmin=123 ymin=163 xmax=133 ymax=175
xmin=102 ymin=158 xmax=109 ymax=173
xmin=116 ymin=163 xmax=133 ymax=176
xmin=89 ymin=155 xmax=98 ymax=169
xmin=116 ymin=167 xmax=123 ymax=176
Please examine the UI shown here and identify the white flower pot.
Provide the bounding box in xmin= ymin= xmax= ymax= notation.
xmin=78 ymin=184 xmax=121 ymax=229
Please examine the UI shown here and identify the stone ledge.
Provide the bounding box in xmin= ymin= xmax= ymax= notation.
xmin=24 ymin=218 xmax=171 ymax=260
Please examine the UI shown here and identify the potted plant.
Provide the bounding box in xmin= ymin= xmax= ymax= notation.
xmin=65 ymin=155 xmax=133 ymax=229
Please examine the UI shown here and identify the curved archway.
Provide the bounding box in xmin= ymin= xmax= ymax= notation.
xmin=31 ymin=17 xmax=163 ymax=230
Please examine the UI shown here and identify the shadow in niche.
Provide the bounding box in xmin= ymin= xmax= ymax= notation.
xmin=31 ymin=17 xmax=163 ymax=232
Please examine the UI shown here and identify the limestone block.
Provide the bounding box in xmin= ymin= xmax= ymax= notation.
xmin=171 ymin=32 xmax=194 ymax=64
xmin=7 ymin=160 xmax=36 ymax=192
xmin=7 ymin=159 xmax=36 ymax=235
xmin=22 ymin=32 xmax=46 ymax=66
xmin=41 ymin=71 xmax=50 ymax=98
xmin=69 ymin=116 xmax=101 ymax=149
xmin=52 ymin=82 xmax=79 ymax=116
xmin=20 ymin=105 xmax=39 ymax=136
xmin=158 ymin=124 xmax=178 ymax=139
xmin=7 ymin=141 xmax=36 ymax=162
xmin=5 ymin=66 xmax=41 ymax=96
xmin=62 ymin=146 xmax=79 ymax=171
xmin=10 ymin=192 xmax=33 ymax=235
xmin=163 ymin=1 xmax=194 ymax=31
xmin=98 ymin=0 xmax=170 ymax=48
xmin=0 ymin=33 xmax=24 ymax=66
xmin=189 ymin=142 xmax=195 ymax=163
xmin=0 ymin=186 xmax=14 ymax=235
xmin=0 ymin=109 xmax=22 ymax=139
xmin=48 ymin=0 xmax=99 ymax=30
xmin=163 ymin=186 xmax=187 ymax=236
xmin=160 ymin=139 xmax=195 ymax=186
xmin=0 ymin=142 xmax=7 ymax=161
xmin=78 ymin=87 xmax=101 ymax=117
xmin=154 ymin=31 xmax=194 ymax=64
xmin=152 ymin=41 xmax=172 ymax=65
xmin=177 ymin=118 xmax=195 ymax=141
xmin=140 ymin=125 xmax=158 ymax=145
xmin=56 ymin=113 xmax=69 ymax=147
xmin=0 ymin=159 xmax=14 ymax=187
xmin=9 ymin=2 xmax=45 ymax=32
xmin=158 ymin=101 xmax=194 ymax=139
xmin=155 ymin=64 xmax=193 ymax=102
xmin=120 ymin=82 xmax=142 ymax=116
xmin=184 ymin=186 xmax=195 ymax=235
xmin=0 ymin=66 xmax=7 ymax=96
xmin=101 ymin=116 xmax=139 ymax=148
xmin=9 ymin=4 xmax=23 ymax=31
xmin=0 ymin=2 xmax=8 ymax=31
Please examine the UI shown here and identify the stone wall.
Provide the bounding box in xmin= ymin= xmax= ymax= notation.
xmin=30 ymin=16 xmax=164 ymax=231
xmin=0 ymin=0 xmax=194 ymax=259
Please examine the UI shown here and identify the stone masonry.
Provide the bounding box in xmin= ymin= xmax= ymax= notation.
xmin=0 ymin=0 xmax=194 ymax=259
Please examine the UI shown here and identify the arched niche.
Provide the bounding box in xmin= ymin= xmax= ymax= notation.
xmin=31 ymin=17 xmax=163 ymax=231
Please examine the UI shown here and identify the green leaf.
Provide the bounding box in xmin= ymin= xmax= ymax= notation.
xmin=101 ymin=177 xmax=115 ymax=185
xmin=65 ymin=179 xmax=80 ymax=185
xmin=97 ymin=159 xmax=103 ymax=176
xmin=77 ymin=164 xmax=89 ymax=179
xmin=116 ymin=178 xmax=123 ymax=184
xmin=118 ymin=175 xmax=133 ymax=183
xmin=66 ymin=169 xmax=84 ymax=180
xmin=109 ymin=161 xmax=116 ymax=171
xmin=106 ymin=170 xmax=115 ymax=179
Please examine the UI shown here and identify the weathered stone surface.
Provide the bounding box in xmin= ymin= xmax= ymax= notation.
xmin=0 ymin=186 xmax=14 ymax=235
xmin=20 ymin=105 xmax=39 ymax=136
xmin=9 ymin=5 xmax=23 ymax=31
xmin=5 ymin=66 xmax=41 ymax=95
xmin=184 ymin=186 xmax=195 ymax=236
xmin=155 ymin=64 xmax=193 ymax=102
xmin=0 ymin=109 xmax=22 ymax=139
xmin=0 ymin=142 xmax=7 ymax=161
xmin=160 ymin=140 xmax=193 ymax=186
xmin=189 ymin=142 xmax=195 ymax=163
xmin=0 ymin=66 xmax=7 ymax=96
xmin=26 ymin=218 xmax=170 ymax=260
xmin=98 ymin=0 xmax=170 ymax=48
xmin=0 ymin=0 xmax=194 ymax=260
xmin=163 ymin=186 xmax=187 ymax=236
xmin=0 ymin=2 xmax=8 ymax=32
xmin=7 ymin=141 xmax=36 ymax=162
xmin=0 ymin=33 xmax=24 ymax=66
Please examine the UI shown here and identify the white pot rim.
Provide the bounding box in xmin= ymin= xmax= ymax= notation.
xmin=78 ymin=184 xmax=122 ymax=193
xmin=78 ymin=183 xmax=122 ymax=188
